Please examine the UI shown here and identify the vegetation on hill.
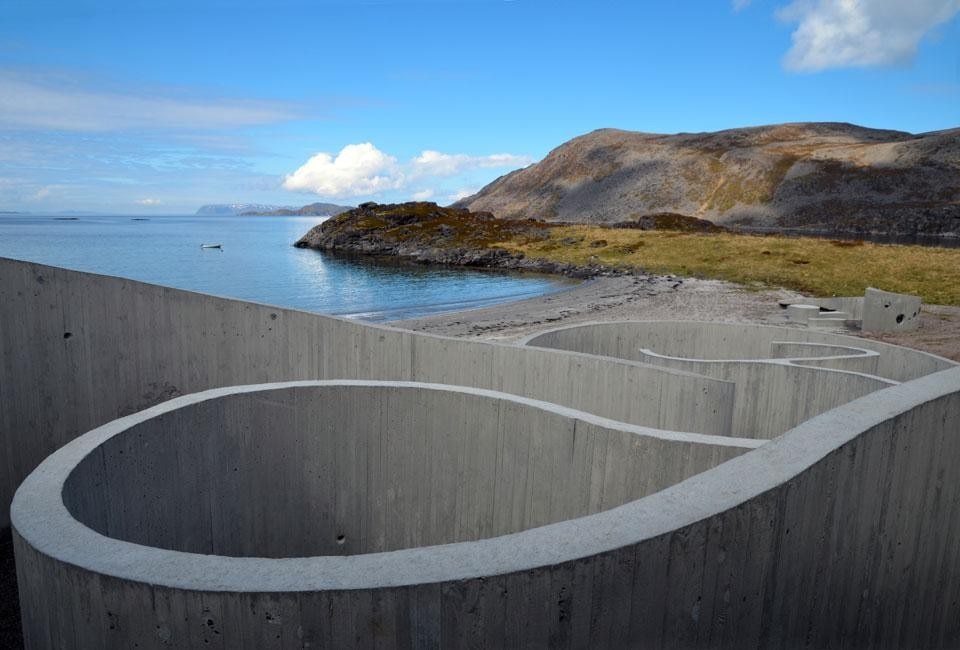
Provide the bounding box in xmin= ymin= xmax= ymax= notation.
xmin=295 ymin=202 xmax=960 ymax=305
xmin=499 ymin=226 xmax=960 ymax=306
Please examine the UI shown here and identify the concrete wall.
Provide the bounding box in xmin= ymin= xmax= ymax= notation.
xmin=808 ymin=296 xmax=865 ymax=320
xmin=60 ymin=382 xmax=751 ymax=559
xmin=863 ymin=287 xmax=922 ymax=332
xmin=520 ymin=320 xmax=953 ymax=382
xmin=13 ymin=367 xmax=960 ymax=648
xmin=635 ymin=350 xmax=894 ymax=438
xmin=768 ymin=341 xmax=881 ymax=374
xmin=520 ymin=321 xmax=939 ymax=437
xmin=0 ymin=258 xmax=736 ymax=529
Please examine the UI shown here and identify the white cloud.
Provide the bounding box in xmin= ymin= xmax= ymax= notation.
xmin=412 ymin=189 xmax=435 ymax=201
xmin=732 ymin=0 xmax=753 ymax=11
xmin=282 ymin=143 xmax=403 ymax=198
xmin=135 ymin=198 xmax=162 ymax=206
xmin=411 ymin=150 xmax=532 ymax=177
xmin=779 ymin=0 xmax=960 ymax=71
xmin=0 ymin=70 xmax=300 ymax=132
xmin=283 ymin=143 xmax=531 ymax=199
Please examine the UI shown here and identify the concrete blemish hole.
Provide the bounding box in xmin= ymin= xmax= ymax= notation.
xmin=270 ymin=313 xmax=278 ymax=320
xmin=884 ymin=303 xmax=890 ymax=309
xmin=336 ymin=534 xmax=346 ymax=545
xmin=63 ymin=332 xmax=72 ymax=339
xmin=896 ymin=314 xmax=905 ymax=324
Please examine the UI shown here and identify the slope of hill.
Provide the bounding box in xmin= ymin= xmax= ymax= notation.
xmin=455 ymin=123 xmax=960 ymax=236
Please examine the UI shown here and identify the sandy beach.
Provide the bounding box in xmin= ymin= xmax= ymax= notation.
xmin=390 ymin=273 xmax=960 ymax=361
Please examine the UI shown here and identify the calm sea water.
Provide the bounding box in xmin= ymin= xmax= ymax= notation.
xmin=0 ymin=214 xmax=573 ymax=321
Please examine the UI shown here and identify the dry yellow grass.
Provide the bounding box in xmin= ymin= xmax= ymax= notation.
xmin=497 ymin=226 xmax=960 ymax=306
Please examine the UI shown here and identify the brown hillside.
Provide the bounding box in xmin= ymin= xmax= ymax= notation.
xmin=454 ymin=123 xmax=960 ymax=235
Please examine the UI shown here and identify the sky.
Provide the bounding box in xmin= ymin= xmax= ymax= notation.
xmin=1 ymin=0 xmax=958 ymax=214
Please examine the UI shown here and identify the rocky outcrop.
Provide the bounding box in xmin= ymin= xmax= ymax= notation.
xmin=454 ymin=122 xmax=960 ymax=236
xmin=294 ymin=202 xmax=629 ymax=278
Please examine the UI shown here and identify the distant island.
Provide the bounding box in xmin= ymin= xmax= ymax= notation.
xmin=455 ymin=122 xmax=960 ymax=237
xmin=196 ymin=202 xmax=353 ymax=217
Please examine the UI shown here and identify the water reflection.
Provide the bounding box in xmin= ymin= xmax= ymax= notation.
xmin=0 ymin=214 xmax=574 ymax=321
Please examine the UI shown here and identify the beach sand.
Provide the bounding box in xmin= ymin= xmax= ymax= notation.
xmin=390 ymin=274 xmax=960 ymax=361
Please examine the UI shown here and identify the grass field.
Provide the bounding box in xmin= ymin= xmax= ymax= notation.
xmin=497 ymin=226 xmax=960 ymax=306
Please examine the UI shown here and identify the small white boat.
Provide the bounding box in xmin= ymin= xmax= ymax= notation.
xmin=200 ymin=243 xmax=223 ymax=249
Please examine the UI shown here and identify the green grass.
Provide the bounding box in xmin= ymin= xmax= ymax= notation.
xmin=496 ymin=226 xmax=960 ymax=305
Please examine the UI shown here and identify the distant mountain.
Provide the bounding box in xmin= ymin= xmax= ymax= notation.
xmin=454 ymin=122 xmax=960 ymax=236
xmin=196 ymin=202 xmax=353 ymax=216
xmin=241 ymin=202 xmax=353 ymax=216
xmin=195 ymin=203 xmax=291 ymax=216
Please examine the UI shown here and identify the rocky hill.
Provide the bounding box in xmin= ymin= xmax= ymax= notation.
xmin=295 ymin=202 xmax=612 ymax=276
xmin=454 ymin=123 xmax=960 ymax=236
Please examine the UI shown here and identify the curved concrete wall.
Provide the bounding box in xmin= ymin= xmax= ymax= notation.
xmin=521 ymin=322 xmax=927 ymax=437
xmin=636 ymin=350 xmax=895 ymax=438
xmin=521 ymin=320 xmax=953 ymax=382
xmin=0 ymin=258 xmax=735 ymax=529
xmin=768 ymin=341 xmax=881 ymax=374
xmin=59 ymin=382 xmax=752 ymax=559
xmin=13 ymin=371 xmax=960 ymax=648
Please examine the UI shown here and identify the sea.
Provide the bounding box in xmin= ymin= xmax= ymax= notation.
xmin=0 ymin=214 xmax=574 ymax=322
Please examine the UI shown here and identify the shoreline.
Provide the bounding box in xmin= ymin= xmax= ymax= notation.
xmin=389 ymin=275 xmax=960 ymax=361
xmin=389 ymin=274 xmax=802 ymax=341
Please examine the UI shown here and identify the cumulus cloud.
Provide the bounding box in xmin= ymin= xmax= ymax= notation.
xmin=283 ymin=143 xmax=531 ymax=199
xmin=779 ymin=0 xmax=960 ymax=71
xmin=0 ymin=69 xmax=300 ymax=132
xmin=282 ymin=143 xmax=403 ymax=198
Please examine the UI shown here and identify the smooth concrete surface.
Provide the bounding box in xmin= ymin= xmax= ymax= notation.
xmin=519 ymin=320 xmax=954 ymax=437
xmin=520 ymin=320 xmax=953 ymax=382
xmin=0 ymin=258 xmax=735 ymax=529
xmin=807 ymin=316 xmax=857 ymax=329
xmin=769 ymin=341 xmax=881 ymax=374
xmin=863 ymin=286 xmax=922 ymax=332
xmin=58 ymin=382 xmax=751 ymax=558
xmin=6 ymin=258 xmax=960 ymax=648
xmin=12 ymin=370 xmax=960 ymax=648
xmin=634 ymin=349 xmax=895 ymax=438
xmin=786 ymin=303 xmax=820 ymax=323
xmin=813 ymin=295 xmax=866 ymax=320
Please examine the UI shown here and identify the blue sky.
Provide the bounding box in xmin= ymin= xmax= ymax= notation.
xmin=1 ymin=0 xmax=958 ymax=213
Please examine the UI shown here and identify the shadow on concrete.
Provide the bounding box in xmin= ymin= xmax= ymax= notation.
xmin=0 ymin=528 xmax=23 ymax=649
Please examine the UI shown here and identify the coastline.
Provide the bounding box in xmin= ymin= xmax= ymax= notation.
xmin=388 ymin=275 xmax=960 ymax=361
xmin=389 ymin=275 xmax=801 ymax=341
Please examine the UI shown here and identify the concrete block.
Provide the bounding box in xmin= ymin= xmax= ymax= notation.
xmin=786 ymin=304 xmax=821 ymax=323
xmin=862 ymin=287 xmax=922 ymax=332
xmin=807 ymin=316 xmax=855 ymax=329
